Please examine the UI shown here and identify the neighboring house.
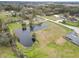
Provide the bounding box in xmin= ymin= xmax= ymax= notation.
xmin=64 ymin=14 xmax=78 ymax=22
xmin=54 ymin=15 xmax=59 ymax=18
xmin=69 ymin=17 xmax=77 ymax=22
xmin=60 ymin=16 xmax=66 ymax=19
xmin=75 ymin=14 xmax=79 ymax=17
xmin=64 ymin=14 xmax=69 ymax=18
xmin=65 ymin=32 xmax=79 ymax=45
xmin=10 ymin=10 xmax=16 ymax=17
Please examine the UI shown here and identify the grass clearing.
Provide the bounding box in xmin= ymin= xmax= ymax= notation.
xmin=0 ymin=46 xmax=16 ymax=58
xmin=62 ymin=20 xmax=79 ymax=27
xmin=8 ymin=23 xmax=21 ymax=33
xmin=0 ymin=12 xmax=9 ymax=22
xmin=15 ymin=21 xmax=79 ymax=58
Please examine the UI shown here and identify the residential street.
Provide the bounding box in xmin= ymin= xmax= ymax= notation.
xmin=37 ymin=15 xmax=79 ymax=34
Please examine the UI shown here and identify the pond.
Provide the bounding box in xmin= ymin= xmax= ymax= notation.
xmin=14 ymin=22 xmax=48 ymax=47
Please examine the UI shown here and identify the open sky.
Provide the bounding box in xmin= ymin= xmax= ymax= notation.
xmin=0 ymin=0 xmax=79 ymax=2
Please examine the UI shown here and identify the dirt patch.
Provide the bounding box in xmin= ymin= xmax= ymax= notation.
xmin=35 ymin=30 xmax=50 ymax=47
xmin=55 ymin=37 xmax=66 ymax=45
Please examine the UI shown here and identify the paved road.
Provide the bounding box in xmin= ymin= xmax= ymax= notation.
xmin=37 ymin=15 xmax=79 ymax=34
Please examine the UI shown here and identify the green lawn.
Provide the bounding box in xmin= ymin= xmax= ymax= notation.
xmin=62 ymin=20 xmax=79 ymax=27
xmin=47 ymin=41 xmax=79 ymax=57
xmin=8 ymin=23 xmax=21 ymax=33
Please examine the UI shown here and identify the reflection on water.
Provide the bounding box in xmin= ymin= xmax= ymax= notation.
xmin=14 ymin=27 xmax=33 ymax=47
xmin=33 ymin=23 xmax=47 ymax=31
xmin=14 ymin=22 xmax=48 ymax=47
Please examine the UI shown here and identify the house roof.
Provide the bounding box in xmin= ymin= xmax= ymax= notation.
xmin=69 ymin=18 xmax=77 ymax=21
xmin=66 ymin=32 xmax=79 ymax=45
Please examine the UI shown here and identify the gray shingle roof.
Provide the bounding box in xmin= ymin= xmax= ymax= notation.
xmin=66 ymin=32 xmax=79 ymax=45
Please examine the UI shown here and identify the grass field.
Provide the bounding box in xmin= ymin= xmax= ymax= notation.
xmin=0 ymin=46 xmax=16 ymax=58
xmin=43 ymin=15 xmax=62 ymax=21
xmin=62 ymin=20 xmax=79 ymax=27
xmin=8 ymin=23 xmax=21 ymax=33
xmin=15 ymin=21 xmax=79 ymax=58
xmin=0 ymin=12 xmax=9 ymax=22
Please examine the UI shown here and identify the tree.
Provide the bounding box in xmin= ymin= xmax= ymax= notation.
xmin=0 ymin=32 xmax=10 ymax=46
xmin=62 ymin=20 xmax=66 ymax=24
xmin=22 ymin=22 xmax=27 ymax=31
xmin=0 ymin=19 xmax=2 ymax=32
xmin=77 ymin=20 xmax=79 ymax=26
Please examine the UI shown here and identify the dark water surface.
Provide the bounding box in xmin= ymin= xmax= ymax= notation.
xmin=14 ymin=22 xmax=48 ymax=47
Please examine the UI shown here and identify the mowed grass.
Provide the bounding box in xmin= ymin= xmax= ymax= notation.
xmin=0 ymin=12 xmax=9 ymax=22
xmin=62 ymin=20 xmax=79 ymax=27
xmin=8 ymin=23 xmax=21 ymax=33
xmin=0 ymin=46 xmax=16 ymax=58
xmin=15 ymin=21 xmax=79 ymax=58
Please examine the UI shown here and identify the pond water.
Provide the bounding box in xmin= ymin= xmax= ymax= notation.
xmin=14 ymin=22 xmax=48 ymax=47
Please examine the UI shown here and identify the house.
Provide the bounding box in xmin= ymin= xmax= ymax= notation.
xmin=10 ymin=10 xmax=16 ymax=17
xmin=65 ymin=32 xmax=79 ymax=45
xmin=75 ymin=14 xmax=79 ymax=17
xmin=54 ymin=15 xmax=59 ymax=18
xmin=69 ymin=17 xmax=77 ymax=22
xmin=60 ymin=16 xmax=66 ymax=19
